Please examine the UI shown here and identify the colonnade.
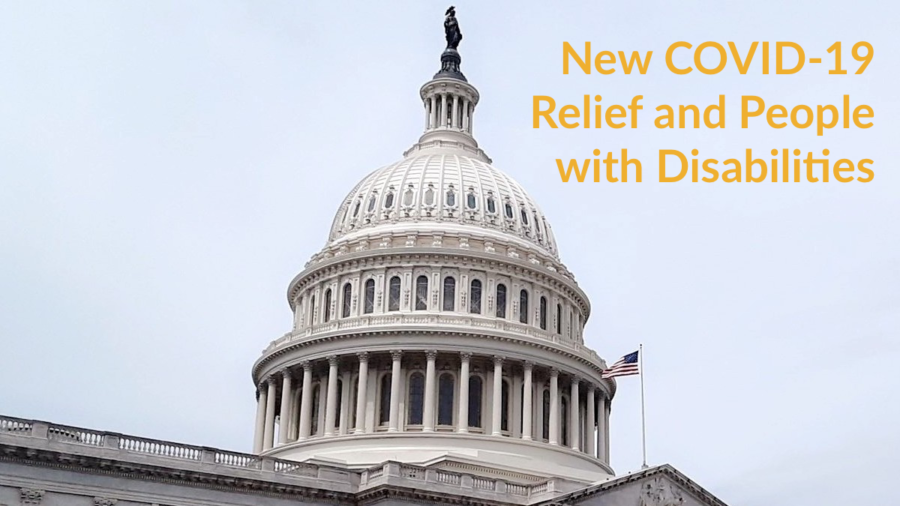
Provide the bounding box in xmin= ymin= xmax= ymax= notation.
xmin=252 ymin=351 xmax=610 ymax=463
xmin=424 ymin=92 xmax=474 ymax=133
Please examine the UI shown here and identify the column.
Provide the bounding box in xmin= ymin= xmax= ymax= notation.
xmin=468 ymin=102 xmax=474 ymax=133
xmin=324 ymin=356 xmax=339 ymax=436
xmin=298 ymin=361 xmax=313 ymax=440
xmin=425 ymin=99 xmax=431 ymax=129
xmin=586 ymin=386 xmax=596 ymax=457
xmin=549 ymin=368 xmax=559 ymax=445
xmin=423 ymin=351 xmax=437 ymax=432
xmin=339 ymin=370 xmax=351 ymax=435
xmin=457 ymin=352 xmax=471 ymax=433
xmin=262 ymin=377 xmax=277 ymax=450
xmin=278 ymin=369 xmax=293 ymax=445
xmin=522 ymin=362 xmax=533 ymax=440
xmin=388 ymin=350 xmax=402 ymax=432
xmin=440 ymin=94 xmax=448 ymax=127
xmin=461 ymin=98 xmax=468 ymax=131
xmin=597 ymin=394 xmax=608 ymax=462
xmin=604 ymin=398 xmax=611 ymax=462
xmin=452 ymin=95 xmax=459 ymax=129
xmin=491 ymin=356 xmax=504 ymax=436
xmin=354 ymin=352 xmax=369 ymax=434
xmin=252 ymin=383 xmax=267 ymax=453
xmin=570 ymin=376 xmax=580 ymax=451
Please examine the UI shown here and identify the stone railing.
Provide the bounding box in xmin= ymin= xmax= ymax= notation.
xmin=359 ymin=462 xmax=556 ymax=503
xmin=266 ymin=313 xmax=604 ymax=367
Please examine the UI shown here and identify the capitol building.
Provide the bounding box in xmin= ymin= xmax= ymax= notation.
xmin=0 ymin=10 xmax=727 ymax=506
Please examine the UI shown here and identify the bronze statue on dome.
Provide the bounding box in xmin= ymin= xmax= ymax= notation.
xmin=444 ymin=6 xmax=462 ymax=50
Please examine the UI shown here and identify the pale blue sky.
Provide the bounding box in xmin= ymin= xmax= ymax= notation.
xmin=1 ymin=2 xmax=898 ymax=505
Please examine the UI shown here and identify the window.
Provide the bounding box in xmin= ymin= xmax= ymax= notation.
xmin=403 ymin=184 xmax=415 ymax=206
xmin=446 ymin=188 xmax=456 ymax=207
xmin=539 ymin=296 xmax=547 ymax=330
xmin=443 ymin=277 xmax=456 ymax=311
xmin=438 ymin=374 xmax=455 ymax=425
xmin=496 ymin=284 xmax=507 ymax=318
xmin=311 ymin=384 xmax=321 ymax=435
xmin=353 ymin=200 xmax=361 ymax=217
xmin=424 ymin=184 xmax=435 ymax=205
xmin=466 ymin=192 xmax=477 ymax=209
xmin=415 ymin=275 xmax=428 ymax=311
xmin=335 ymin=379 xmax=343 ymax=423
xmin=388 ymin=276 xmax=401 ymax=311
xmin=367 ymin=194 xmax=377 ymax=212
xmin=384 ymin=191 xmax=394 ymax=209
xmin=364 ymin=279 xmax=375 ymax=314
xmin=501 ymin=380 xmax=510 ymax=432
xmin=469 ymin=279 xmax=482 ymax=314
xmin=309 ymin=295 xmax=316 ymax=326
xmin=324 ymin=289 xmax=332 ymax=323
xmin=556 ymin=304 xmax=562 ymax=334
xmin=542 ymin=390 xmax=550 ymax=440
xmin=487 ymin=195 xmax=496 ymax=214
xmin=379 ymin=374 xmax=391 ymax=425
xmin=561 ymin=396 xmax=569 ymax=447
xmin=342 ymin=283 xmax=352 ymax=318
xmin=504 ymin=201 xmax=514 ymax=219
xmin=519 ymin=290 xmax=529 ymax=324
xmin=468 ymin=376 xmax=483 ymax=428
xmin=521 ymin=208 xmax=529 ymax=225
xmin=407 ymin=373 xmax=424 ymax=425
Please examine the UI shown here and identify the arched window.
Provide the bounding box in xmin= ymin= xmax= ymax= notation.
xmin=384 ymin=191 xmax=394 ymax=209
xmin=468 ymin=376 xmax=483 ymax=428
xmin=561 ymin=396 xmax=569 ymax=447
xmin=446 ymin=187 xmax=456 ymax=207
xmin=415 ymin=275 xmax=428 ymax=311
xmin=311 ymin=384 xmax=321 ymax=435
xmin=352 ymin=200 xmax=361 ymax=217
xmin=521 ymin=208 xmax=529 ymax=225
xmin=407 ymin=373 xmax=425 ymax=425
xmin=364 ymin=280 xmax=375 ymax=314
xmin=466 ymin=192 xmax=477 ymax=209
xmin=323 ymin=289 xmax=332 ymax=323
xmin=403 ymin=184 xmax=414 ymax=206
xmin=443 ymin=277 xmax=456 ymax=311
xmin=496 ymin=284 xmax=507 ymax=318
xmin=379 ymin=374 xmax=391 ymax=425
xmin=556 ymin=304 xmax=562 ymax=334
xmin=542 ymin=390 xmax=550 ymax=440
xmin=504 ymin=202 xmax=514 ymax=219
xmin=519 ymin=290 xmax=529 ymax=324
xmin=367 ymin=194 xmax=377 ymax=212
xmin=486 ymin=195 xmax=496 ymax=214
xmin=469 ymin=279 xmax=482 ymax=314
xmin=539 ymin=296 xmax=547 ymax=330
xmin=388 ymin=276 xmax=401 ymax=311
xmin=342 ymin=283 xmax=352 ymax=318
xmin=424 ymin=184 xmax=435 ymax=206
xmin=438 ymin=374 xmax=455 ymax=426
xmin=501 ymin=380 xmax=510 ymax=432
xmin=309 ymin=295 xmax=316 ymax=326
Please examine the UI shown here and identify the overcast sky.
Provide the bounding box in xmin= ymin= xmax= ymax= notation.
xmin=1 ymin=2 xmax=898 ymax=505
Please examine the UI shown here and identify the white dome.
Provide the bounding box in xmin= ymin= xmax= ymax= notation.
xmin=328 ymin=153 xmax=560 ymax=259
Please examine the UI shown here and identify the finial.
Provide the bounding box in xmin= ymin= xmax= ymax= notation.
xmin=435 ymin=6 xmax=466 ymax=81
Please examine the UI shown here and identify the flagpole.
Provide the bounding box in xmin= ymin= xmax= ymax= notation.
xmin=640 ymin=343 xmax=648 ymax=469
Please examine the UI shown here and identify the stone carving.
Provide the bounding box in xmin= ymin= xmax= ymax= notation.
xmin=20 ymin=489 xmax=45 ymax=505
xmin=640 ymin=477 xmax=685 ymax=506
xmin=93 ymin=498 xmax=118 ymax=506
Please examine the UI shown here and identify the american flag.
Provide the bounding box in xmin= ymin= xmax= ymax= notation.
xmin=601 ymin=350 xmax=640 ymax=379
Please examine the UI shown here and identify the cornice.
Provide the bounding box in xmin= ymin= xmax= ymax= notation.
xmin=0 ymin=443 xmax=356 ymax=505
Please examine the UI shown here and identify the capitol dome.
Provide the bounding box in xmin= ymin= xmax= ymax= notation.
xmin=327 ymin=154 xmax=560 ymax=260
xmin=248 ymin=31 xmax=614 ymax=488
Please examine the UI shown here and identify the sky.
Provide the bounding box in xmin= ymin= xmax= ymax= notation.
xmin=1 ymin=1 xmax=898 ymax=505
